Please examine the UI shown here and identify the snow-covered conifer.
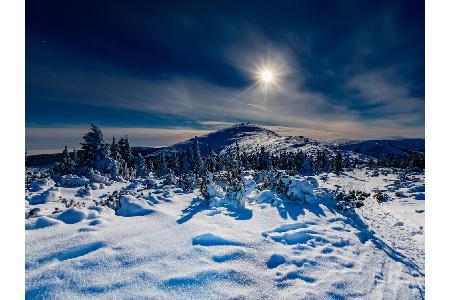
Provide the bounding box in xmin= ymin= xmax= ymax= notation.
xmin=135 ymin=153 xmax=149 ymax=178
xmin=80 ymin=124 xmax=105 ymax=166
xmin=333 ymin=152 xmax=343 ymax=174
xmin=192 ymin=136 xmax=204 ymax=175
xmin=155 ymin=154 xmax=169 ymax=178
xmin=110 ymin=137 xmax=121 ymax=160
xmin=54 ymin=146 xmax=76 ymax=175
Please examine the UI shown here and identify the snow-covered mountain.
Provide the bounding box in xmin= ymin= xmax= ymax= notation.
xmin=153 ymin=122 xmax=424 ymax=160
xmin=26 ymin=123 xmax=425 ymax=166
xmin=154 ymin=122 xmax=329 ymax=156
xmin=336 ymin=138 xmax=425 ymax=159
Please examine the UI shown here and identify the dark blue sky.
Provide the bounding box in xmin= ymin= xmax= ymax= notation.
xmin=26 ymin=0 xmax=424 ymax=153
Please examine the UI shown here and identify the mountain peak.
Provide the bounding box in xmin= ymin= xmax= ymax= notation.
xmin=231 ymin=122 xmax=256 ymax=128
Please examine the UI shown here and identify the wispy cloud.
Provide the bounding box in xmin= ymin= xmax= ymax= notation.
xmin=26 ymin=127 xmax=211 ymax=154
xmin=346 ymin=68 xmax=424 ymax=116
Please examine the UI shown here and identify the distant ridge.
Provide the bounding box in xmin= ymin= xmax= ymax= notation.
xmin=26 ymin=123 xmax=425 ymax=166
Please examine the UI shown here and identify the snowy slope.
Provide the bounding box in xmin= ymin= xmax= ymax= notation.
xmin=25 ymin=170 xmax=425 ymax=299
xmin=153 ymin=123 xmax=424 ymax=161
xmin=336 ymin=139 xmax=425 ymax=159
xmin=156 ymin=122 xmax=333 ymax=157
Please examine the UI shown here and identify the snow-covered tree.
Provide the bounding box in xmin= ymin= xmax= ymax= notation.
xmin=155 ymin=154 xmax=169 ymax=178
xmin=53 ymin=146 xmax=76 ymax=175
xmin=135 ymin=153 xmax=149 ymax=178
xmin=180 ymin=148 xmax=193 ymax=174
xmin=199 ymin=172 xmax=223 ymax=201
xmin=333 ymin=152 xmax=343 ymax=174
xmin=80 ymin=124 xmax=105 ymax=166
xmin=118 ymin=136 xmax=133 ymax=165
xmin=95 ymin=143 xmax=121 ymax=178
xmin=222 ymin=141 xmax=254 ymax=207
xmin=110 ymin=137 xmax=121 ymax=160
xmin=192 ymin=136 xmax=204 ymax=175
xmin=204 ymin=145 xmax=218 ymax=173
xmin=257 ymin=146 xmax=272 ymax=170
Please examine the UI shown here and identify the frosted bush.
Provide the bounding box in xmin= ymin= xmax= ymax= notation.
xmin=224 ymin=178 xmax=256 ymax=208
xmin=200 ymin=172 xmax=224 ymax=200
xmin=29 ymin=178 xmax=55 ymax=192
xmin=286 ymin=177 xmax=315 ymax=202
xmin=255 ymin=190 xmax=281 ymax=205
xmin=59 ymin=175 xmax=89 ymax=188
xmin=76 ymin=185 xmax=92 ymax=197
xmin=87 ymin=168 xmax=109 ymax=184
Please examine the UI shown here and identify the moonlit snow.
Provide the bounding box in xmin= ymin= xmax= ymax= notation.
xmin=26 ymin=169 xmax=424 ymax=299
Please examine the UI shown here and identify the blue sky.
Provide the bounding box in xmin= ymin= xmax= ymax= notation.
xmin=26 ymin=0 xmax=424 ymax=154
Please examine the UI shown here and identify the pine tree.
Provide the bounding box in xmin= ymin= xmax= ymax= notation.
xmin=135 ymin=153 xmax=149 ymax=177
xmin=54 ymin=146 xmax=76 ymax=174
xmin=314 ymin=151 xmax=329 ymax=173
xmin=110 ymin=137 xmax=121 ymax=160
xmin=118 ymin=136 xmax=133 ymax=164
xmin=192 ymin=136 xmax=204 ymax=175
xmin=80 ymin=124 xmax=105 ymax=166
xmin=258 ymin=146 xmax=271 ymax=170
xmin=155 ymin=154 xmax=169 ymax=178
xmin=333 ymin=152 xmax=343 ymax=174
xmin=180 ymin=148 xmax=193 ymax=174
xmin=167 ymin=152 xmax=180 ymax=175
xmin=204 ymin=144 xmax=218 ymax=173
xmin=72 ymin=149 xmax=80 ymax=166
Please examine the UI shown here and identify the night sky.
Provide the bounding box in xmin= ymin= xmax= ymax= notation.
xmin=26 ymin=0 xmax=424 ymax=154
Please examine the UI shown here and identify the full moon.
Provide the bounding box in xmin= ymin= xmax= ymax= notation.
xmin=260 ymin=70 xmax=274 ymax=82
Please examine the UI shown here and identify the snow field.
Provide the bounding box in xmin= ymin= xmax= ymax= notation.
xmin=25 ymin=170 xmax=425 ymax=299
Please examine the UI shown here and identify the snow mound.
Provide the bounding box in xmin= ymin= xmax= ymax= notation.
xmin=29 ymin=178 xmax=55 ymax=192
xmin=192 ymin=233 xmax=243 ymax=246
xmin=88 ymin=205 xmax=115 ymax=215
xmin=255 ymin=190 xmax=279 ymax=204
xmin=28 ymin=189 xmax=61 ymax=204
xmin=116 ymin=195 xmax=155 ymax=217
xmin=26 ymin=216 xmax=62 ymax=230
xmin=59 ymin=175 xmax=89 ymax=188
xmin=76 ymin=186 xmax=92 ymax=197
xmin=57 ymin=208 xmax=88 ymax=224
xmin=286 ymin=177 xmax=316 ymax=202
xmin=87 ymin=169 xmax=109 ymax=183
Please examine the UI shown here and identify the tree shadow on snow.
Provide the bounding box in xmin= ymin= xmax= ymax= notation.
xmin=177 ymin=197 xmax=253 ymax=224
xmin=220 ymin=204 xmax=253 ymax=220
xmin=176 ymin=197 xmax=208 ymax=224
xmin=273 ymin=199 xmax=327 ymax=221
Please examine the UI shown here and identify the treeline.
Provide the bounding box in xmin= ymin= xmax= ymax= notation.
xmin=46 ymin=124 xmax=424 ymax=182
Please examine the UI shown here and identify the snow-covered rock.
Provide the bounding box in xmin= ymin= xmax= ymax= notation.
xmin=116 ymin=195 xmax=154 ymax=217
xmin=28 ymin=188 xmax=61 ymax=204
xmin=29 ymin=178 xmax=55 ymax=192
